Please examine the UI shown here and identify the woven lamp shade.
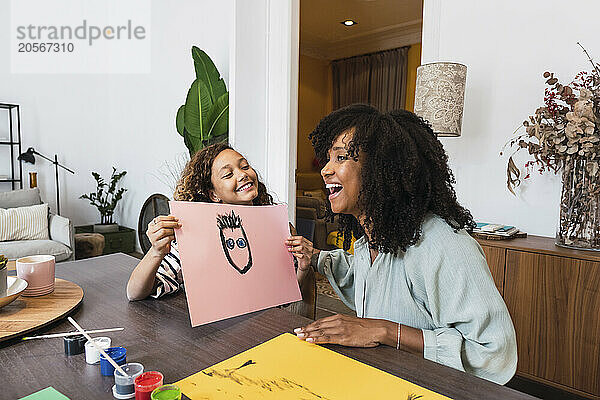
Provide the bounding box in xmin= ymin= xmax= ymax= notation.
xmin=414 ymin=62 xmax=467 ymax=137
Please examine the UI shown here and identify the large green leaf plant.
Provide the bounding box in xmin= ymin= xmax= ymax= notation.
xmin=176 ymin=47 xmax=229 ymax=156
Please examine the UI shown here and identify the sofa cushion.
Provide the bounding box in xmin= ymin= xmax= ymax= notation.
xmin=296 ymin=206 xmax=317 ymax=220
xmin=49 ymin=213 xmax=72 ymax=247
xmin=0 ymin=239 xmax=72 ymax=262
xmin=0 ymin=188 xmax=42 ymax=209
xmin=302 ymin=189 xmax=327 ymax=203
xmin=0 ymin=203 xmax=49 ymax=241
xmin=296 ymin=172 xmax=325 ymax=191
xmin=296 ymin=196 xmax=327 ymax=219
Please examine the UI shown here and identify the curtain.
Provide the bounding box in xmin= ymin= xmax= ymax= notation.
xmin=332 ymin=46 xmax=409 ymax=112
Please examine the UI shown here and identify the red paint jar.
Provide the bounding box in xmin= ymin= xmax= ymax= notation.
xmin=134 ymin=371 xmax=164 ymax=400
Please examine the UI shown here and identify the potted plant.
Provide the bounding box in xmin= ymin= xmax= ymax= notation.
xmin=80 ymin=167 xmax=127 ymax=233
xmin=503 ymin=43 xmax=600 ymax=250
xmin=175 ymin=46 xmax=229 ymax=156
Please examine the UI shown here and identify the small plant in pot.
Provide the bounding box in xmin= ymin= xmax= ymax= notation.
xmin=80 ymin=168 xmax=127 ymax=233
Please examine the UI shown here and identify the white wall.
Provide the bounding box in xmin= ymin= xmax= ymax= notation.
xmin=230 ymin=0 xmax=299 ymax=217
xmin=422 ymin=0 xmax=600 ymax=237
xmin=0 ymin=1 xmax=233 ymax=247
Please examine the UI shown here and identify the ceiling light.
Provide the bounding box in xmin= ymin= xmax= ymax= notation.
xmin=341 ymin=20 xmax=357 ymax=26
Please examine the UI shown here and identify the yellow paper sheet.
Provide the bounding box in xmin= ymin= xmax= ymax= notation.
xmin=177 ymin=333 xmax=451 ymax=400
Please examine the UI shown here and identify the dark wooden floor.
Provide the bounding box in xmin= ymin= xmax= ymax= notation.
xmin=128 ymin=251 xmax=144 ymax=259
xmin=316 ymin=292 xmax=354 ymax=318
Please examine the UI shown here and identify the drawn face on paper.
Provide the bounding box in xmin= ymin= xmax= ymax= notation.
xmin=216 ymin=211 xmax=253 ymax=274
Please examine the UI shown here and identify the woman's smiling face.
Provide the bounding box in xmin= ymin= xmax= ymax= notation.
xmin=320 ymin=130 xmax=362 ymax=217
xmin=210 ymin=149 xmax=259 ymax=205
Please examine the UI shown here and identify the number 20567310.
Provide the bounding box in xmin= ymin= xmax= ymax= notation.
xmin=17 ymin=42 xmax=74 ymax=52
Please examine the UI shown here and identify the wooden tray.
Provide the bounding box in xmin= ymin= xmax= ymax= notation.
xmin=0 ymin=278 xmax=84 ymax=342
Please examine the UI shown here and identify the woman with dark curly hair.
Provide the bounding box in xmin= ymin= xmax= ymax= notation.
xmin=288 ymin=104 xmax=517 ymax=384
xmin=127 ymin=142 xmax=274 ymax=301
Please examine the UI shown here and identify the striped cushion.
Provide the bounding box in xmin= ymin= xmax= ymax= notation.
xmin=0 ymin=204 xmax=49 ymax=241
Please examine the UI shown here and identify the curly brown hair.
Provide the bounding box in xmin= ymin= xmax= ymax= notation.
xmin=173 ymin=142 xmax=274 ymax=205
xmin=309 ymin=104 xmax=475 ymax=254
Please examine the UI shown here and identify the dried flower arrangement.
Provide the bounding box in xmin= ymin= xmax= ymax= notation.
xmin=502 ymin=43 xmax=600 ymax=249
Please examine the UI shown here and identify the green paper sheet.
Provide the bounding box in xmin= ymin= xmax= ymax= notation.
xmin=18 ymin=387 xmax=70 ymax=400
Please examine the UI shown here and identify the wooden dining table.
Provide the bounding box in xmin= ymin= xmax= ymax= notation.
xmin=0 ymin=253 xmax=536 ymax=399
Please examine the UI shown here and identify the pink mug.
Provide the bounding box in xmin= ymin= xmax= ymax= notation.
xmin=16 ymin=255 xmax=55 ymax=290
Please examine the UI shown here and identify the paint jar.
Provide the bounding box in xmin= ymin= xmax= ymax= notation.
xmin=134 ymin=371 xmax=163 ymax=400
xmin=100 ymin=346 xmax=127 ymax=376
xmin=150 ymin=385 xmax=181 ymax=400
xmin=85 ymin=336 xmax=112 ymax=364
xmin=113 ymin=362 xmax=144 ymax=399
xmin=64 ymin=334 xmax=87 ymax=356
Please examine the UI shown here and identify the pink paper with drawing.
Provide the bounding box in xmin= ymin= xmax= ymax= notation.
xmin=169 ymin=201 xmax=302 ymax=326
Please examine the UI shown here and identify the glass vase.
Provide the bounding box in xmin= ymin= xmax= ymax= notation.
xmin=556 ymin=158 xmax=600 ymax=251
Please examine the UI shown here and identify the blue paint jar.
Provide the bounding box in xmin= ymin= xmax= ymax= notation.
xmin=113 ymin=362 xmax=144 ymax=399
xmin=100 ymin=346 xmax=127 ymax=376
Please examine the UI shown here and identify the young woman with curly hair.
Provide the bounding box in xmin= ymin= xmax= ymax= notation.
xmin=288 ymin=104 xmax=517 ymax=384
xmin=127 ymin=143 xmax=273 ymax=301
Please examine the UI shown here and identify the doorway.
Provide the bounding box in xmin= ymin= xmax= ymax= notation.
xmin=296 ymin=0 xmax=424 ymax=318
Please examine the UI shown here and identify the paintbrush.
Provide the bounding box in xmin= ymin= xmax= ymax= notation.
xmin=22 ymin=327 xmax=124 ymax=340
xmin=67 ymin=317 xmax=127 ymax=376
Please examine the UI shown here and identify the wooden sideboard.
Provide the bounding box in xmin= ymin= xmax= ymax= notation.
xmin=475 ymin=235 xmax=600 ymax=400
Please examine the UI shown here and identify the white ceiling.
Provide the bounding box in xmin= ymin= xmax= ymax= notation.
xmin=300 ymin=0 xmax=423 ymax=60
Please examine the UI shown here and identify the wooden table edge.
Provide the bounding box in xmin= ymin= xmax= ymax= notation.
xmin=0 ymin=278 xmax=84 ymax=343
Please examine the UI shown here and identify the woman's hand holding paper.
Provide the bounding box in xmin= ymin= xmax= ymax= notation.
xmin=147 ymin=215 xmax=181 ymax=258
xmin=285 ymin=235 xmax=318 ymax=271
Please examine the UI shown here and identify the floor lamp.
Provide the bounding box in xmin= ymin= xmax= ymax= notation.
xmin=18 ymin=147 xmax=75 ymax=215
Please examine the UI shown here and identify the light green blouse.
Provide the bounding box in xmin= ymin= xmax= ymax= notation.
xmin=316 ymin=215 xmax=517 ymax=385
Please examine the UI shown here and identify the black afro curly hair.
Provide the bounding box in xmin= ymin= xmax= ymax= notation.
xmin=309 ymin=104 xmax=475 ymax=254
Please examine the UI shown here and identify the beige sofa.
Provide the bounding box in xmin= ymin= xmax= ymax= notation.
xmin=296 ymin=172 xmax=339 ymax=250
xmin=0 ymin=188 xmax=74 ymax=261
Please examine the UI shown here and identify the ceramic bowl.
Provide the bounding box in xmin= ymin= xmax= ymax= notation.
xmin=0 ymin=276 xmax=28 ymax=309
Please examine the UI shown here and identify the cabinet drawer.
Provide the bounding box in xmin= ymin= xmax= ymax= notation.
xmin=103 ymin=234 xmax=134 ymax=254
xmin=101 ymin=229 xmax=135 ymax=255
xmin=504 ymin=250 xmax=600 ymax=396
xmin=480 ymin=245 xmax=505 ymax=295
